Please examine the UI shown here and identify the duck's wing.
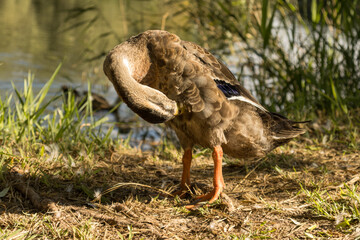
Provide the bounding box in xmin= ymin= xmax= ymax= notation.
xmin=181 ymin=41 xmax=260 ymax=105
xmin=144 ymin=31 xmax=265 ymax=128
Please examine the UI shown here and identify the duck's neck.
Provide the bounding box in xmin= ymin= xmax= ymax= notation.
xmin=103 ymin=42 xmax=178 ymax=124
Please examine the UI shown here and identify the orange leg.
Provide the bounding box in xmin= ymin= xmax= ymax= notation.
xmin=186 ymin=145 xmax=225 ymax=209
xmin=172 ymin=148 xmax=192 ymax=197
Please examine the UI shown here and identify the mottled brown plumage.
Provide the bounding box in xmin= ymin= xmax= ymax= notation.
xmin=103 ymin=30 xmax=306 ymax=208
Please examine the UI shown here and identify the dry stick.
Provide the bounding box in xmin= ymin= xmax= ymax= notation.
xmin=9 ymin=167 xmax=60 ymax=216
xmin=114 ymin=203 xmax=139 ymax=218
xmin=93 ymin=182 xmax=174 ymax=202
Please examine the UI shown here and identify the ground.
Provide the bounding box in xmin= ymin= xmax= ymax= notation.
xmin=1 ymin=138 xmax=360 ymax=239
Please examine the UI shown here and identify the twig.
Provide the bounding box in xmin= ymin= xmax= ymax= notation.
xmin=93 ymin=182 xmax=174 ymax=202
xmin=9 ymin=167 xmax=60 ymax=217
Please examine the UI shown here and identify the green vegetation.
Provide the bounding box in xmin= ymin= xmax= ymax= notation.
xmin=0 ymin=0 xmax=360 ymax=239
xmin=0 ymin=65 xmax=117 ymax=184
xmin=301 ymin=183 xmax=360 ymax=229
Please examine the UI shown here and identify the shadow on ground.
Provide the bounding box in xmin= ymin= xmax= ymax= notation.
xmin=1 ymin=142 xmax=360 ymax=239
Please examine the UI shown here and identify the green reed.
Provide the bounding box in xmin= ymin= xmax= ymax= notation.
xmin=0 ymin=65 xmax=115 ymax=164
xmin=180 ymin=0 xmax=360 ymax=120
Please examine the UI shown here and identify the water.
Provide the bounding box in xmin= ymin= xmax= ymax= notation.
xmin=0 ymin=0 xmax=192 ymax=93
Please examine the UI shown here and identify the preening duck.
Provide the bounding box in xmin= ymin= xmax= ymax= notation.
xmin=103 ymin=30 xmax=307 ymax=208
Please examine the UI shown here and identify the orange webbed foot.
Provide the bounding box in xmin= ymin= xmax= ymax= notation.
xmin=185 ymin=187 xmax=223 ymax=209
xmin=171 ymin=185 xmax=192 ymax=199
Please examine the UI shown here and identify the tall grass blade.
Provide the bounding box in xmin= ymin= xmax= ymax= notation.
xmin=34 ymin=63 xmax=62 ymax=111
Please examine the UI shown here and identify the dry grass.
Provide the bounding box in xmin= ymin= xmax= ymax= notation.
xmin=1 ymin=138 xmax=360 ymax=239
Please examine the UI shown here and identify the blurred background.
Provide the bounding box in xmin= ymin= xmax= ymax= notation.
xmin=0 ymin=0 xmax=359 ymax=147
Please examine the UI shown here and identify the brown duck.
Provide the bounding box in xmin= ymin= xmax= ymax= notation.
xmin=61 ymin=85 xmax=121 ymax=112
xmin=103 ymin=30 xmax=306 ymax=208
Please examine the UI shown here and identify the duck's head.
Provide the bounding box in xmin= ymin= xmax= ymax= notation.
xmin=103 ymin=39 xmax=179 ymax=124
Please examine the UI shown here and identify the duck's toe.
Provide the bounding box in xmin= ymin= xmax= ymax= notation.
xmin=185 ymin=187 xmax=222 ymax=210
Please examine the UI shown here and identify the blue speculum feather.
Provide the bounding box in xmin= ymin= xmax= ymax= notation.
xmin=214 ymin=79 xmax=240 ymax=98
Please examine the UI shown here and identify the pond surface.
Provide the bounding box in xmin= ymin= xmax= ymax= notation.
xmin=0 ymin=0 xmax=191 ymax=96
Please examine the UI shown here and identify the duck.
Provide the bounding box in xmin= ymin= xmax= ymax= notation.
xmin=103 ymin=30 xmax=307 ymax=209
xmin=61 ymin=85 xmax=121 ymax=112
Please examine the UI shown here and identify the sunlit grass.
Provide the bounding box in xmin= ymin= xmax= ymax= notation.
xmin=301 ymin=183 xmax=360 ymax=230
xmin=0 ymin=65 xmax=117 ymax=182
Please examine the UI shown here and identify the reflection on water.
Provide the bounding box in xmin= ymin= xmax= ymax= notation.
xmin=0 ymin=0 xmax=189 ymax=94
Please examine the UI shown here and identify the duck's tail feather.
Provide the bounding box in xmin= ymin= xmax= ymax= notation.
xmin=267 ymin=111 xmax=309 ymax=142
xmin=290 ymin=120 xmax=312 ymax=124
xmin=272 ymin=127 xmax=306 ymax=140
